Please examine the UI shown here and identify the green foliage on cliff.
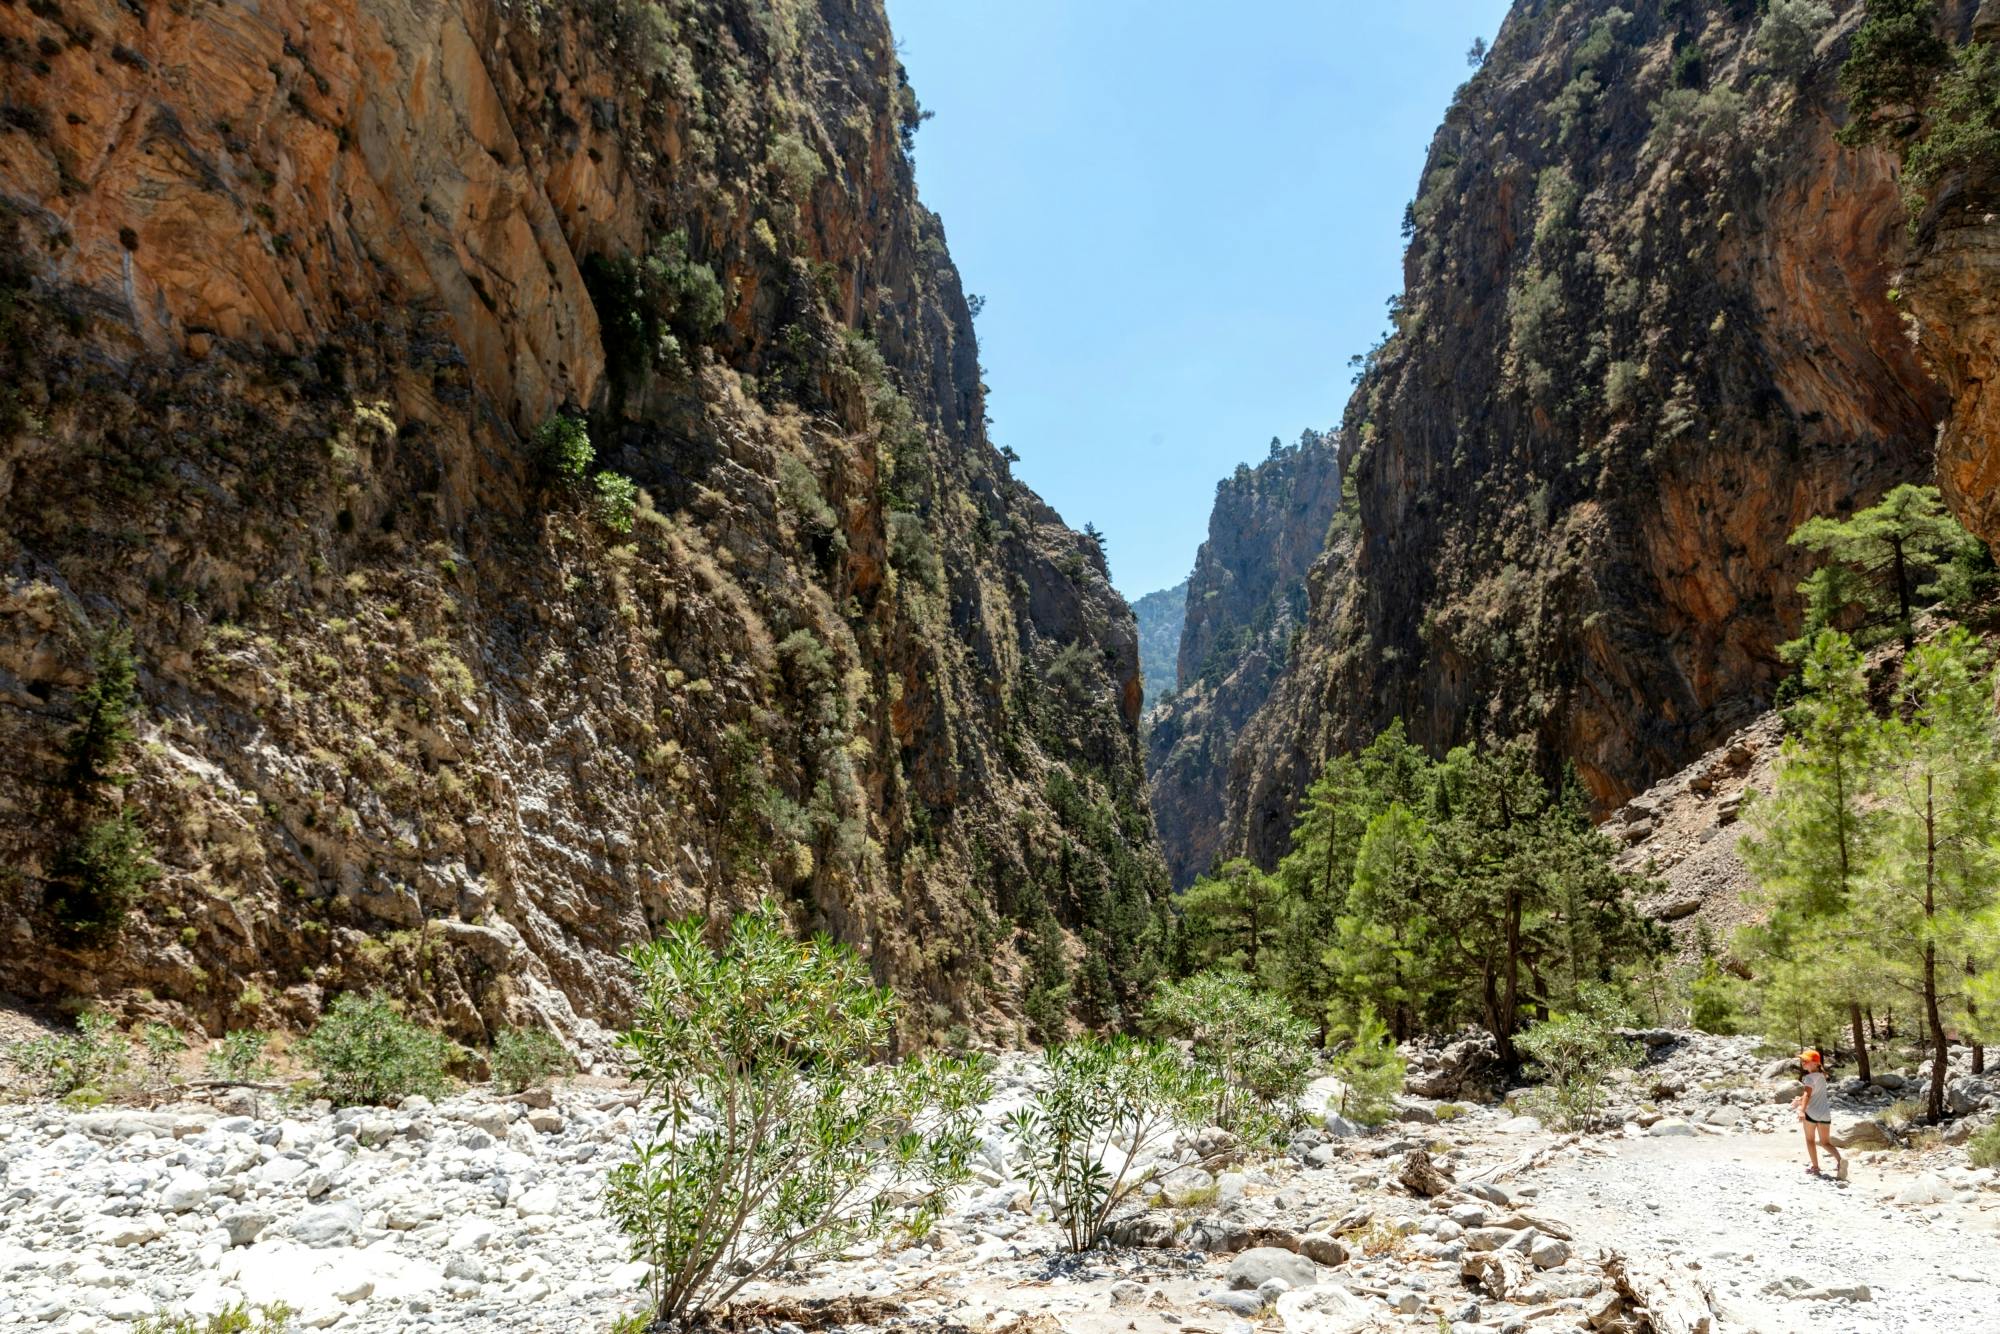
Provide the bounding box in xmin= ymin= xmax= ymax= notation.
xmin=1837 ymin=0 xmax=1950 ymax=148
xmin=1903 ymin=39 xmax=2000 ymax=209
xmin=44 ymin=810 xmax=159 ymax=946
xmin=63 ymin=629 xmax=138 ymax=792
xmin=534 ymin=414 xmax=595 ymax=483
xmin=1784 ymin=483 xmax=1986 ymax=656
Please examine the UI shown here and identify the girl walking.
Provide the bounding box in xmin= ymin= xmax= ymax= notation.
xmin=1795 ymin=1048 xmax=1845 ymax=1179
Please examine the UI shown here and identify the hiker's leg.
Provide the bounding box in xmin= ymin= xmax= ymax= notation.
xmin=1801 ymin=1118 xmax=1820 ymax=1170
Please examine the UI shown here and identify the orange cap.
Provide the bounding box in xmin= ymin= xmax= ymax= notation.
xmin=1800 ymin=1049 xmax=1821 ymax=1064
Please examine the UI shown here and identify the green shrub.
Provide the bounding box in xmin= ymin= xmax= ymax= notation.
xmin=1007 ymin=1035 xmax=1221 ymax=1252
xmin=1329 ymin=1004 xmax=1405 ymax=1126
xmin=1967 ymin=1121 xmax=2000 ymax=1168
xmin=1147 ymin=971 xmax=1314 ymax=1140
xmin=45 ymin=809 xmax=160 ymax=945
xmin=591 ymin=470 xmax=638 ymax=533
xmin=1837 ymin=0 xmax=1950 ymax=148
xmin=9 ymin=1011 xmax=129 ymax=1100
xmin=607 ymin=904 xmax=988 ymax=1321
xmin=1756 ymin=0 xmax=1833 ymax=78
xmin=204 ymin=1030 xmax=272 ymax=1084
xmin=491 ymin=1026 xmax=569 ymax=1092
xmin=1903 ymin=41 xmax=2000 ymax=216
xmin=134 ymin=1303 xmax=295 ymax=1334
xmin=533 ymin=414 xmax=594 ymax=484
xmin=63 ymin=627 xmax=138 ymax=791
xmin=1516 ymin=986 xmax=1638 ymax=1131
xmin=139 ymin=1023 xmax=185 ymax=1101
xmin=303 ymin=993 xmax=452 ymax=1106
xmin=1689 ymin=958 xmax=1744 ymax=1035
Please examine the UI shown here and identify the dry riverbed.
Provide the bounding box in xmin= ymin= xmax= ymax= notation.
xmin=4 ymin=1034 xmax=1999 ymax=1333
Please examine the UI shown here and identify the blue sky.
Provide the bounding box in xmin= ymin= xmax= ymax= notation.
xmin=884 ymin=0 xmax=1513 ymax=598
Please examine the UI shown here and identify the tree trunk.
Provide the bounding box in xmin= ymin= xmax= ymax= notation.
xmin=1968 ymin=958 xmax=1985 ymax=1075
xmin=1925 ymin=773 xmax=1947 ymax=1123
xmin=1850 ymin=1001 xmax=1872 ymax=1083
xmin=1927 ymin=946 xmax=1950 ymax=1123
xmin=1891 ymin=535 xmax=1914 ymax=653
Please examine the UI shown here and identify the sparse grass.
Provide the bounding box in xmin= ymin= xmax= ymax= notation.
xmin=1967 ymin=1123 xmax=2000 ymax=1169
xmin=1434 ymin=1103 xmax=1468 ymax=1121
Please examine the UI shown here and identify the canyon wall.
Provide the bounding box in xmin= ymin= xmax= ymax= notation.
xmin=0 ymin=0 xmax=1165 ymax=1043
xmin=1223 ymin=0 xmax=1952 ymax=867
xmin=1146 ymin=431 xmax=1339 ymax=887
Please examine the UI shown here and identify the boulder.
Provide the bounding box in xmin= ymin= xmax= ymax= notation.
xmin=1272 ymin=1282 xmax=1376 ymax=1334
xmin=291 ymin=1202 xmax=362 ymax=1248
xmin=1227 ymin=1246 xmax=1320 ymax=1291
xmin=220 ymin=1208 xmax=272 ymax=1247
xmin=1831 ymin=1117 xmax=1896 ymax=1149
xmin=1403 ymin=1028 xmax=1503 ymax=1100
xmin=159 ymin=1172 xmax=209 ymax=1214
xmin=1297 ymin=1232 xmax=1349 ymax=1266
xmin=1106 ymin=1212 xmax=1178 ymax=1249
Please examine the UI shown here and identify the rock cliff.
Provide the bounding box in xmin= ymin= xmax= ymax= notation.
xmin=1132 ymin=580 xmax=1187 ymax=714
xmin=1226 ymin=0 xmax=1949 ymax=867
xmin=0 ymin=0 xmax=1165 ymax=1043
xmin=1146 ymin=431 xmax=1339 ymax=887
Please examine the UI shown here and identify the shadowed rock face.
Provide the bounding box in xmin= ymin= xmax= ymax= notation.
xmin=1146 ymin=433 xmax=1339 ymax=888
xmin=1224 ymin=0 xmax=1945 ymax=869
xmin=0 ymin=0 xmax=1163 ymax=1042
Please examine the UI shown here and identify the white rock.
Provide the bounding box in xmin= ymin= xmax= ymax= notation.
xmin=160 ymin=1172 xmax=209 ymax=1213
xmin=291 ymin=1202 xmax=362 ymax=1247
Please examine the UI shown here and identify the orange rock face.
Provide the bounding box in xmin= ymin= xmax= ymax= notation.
xmin=3 ymin=0 xmax=605 ymax=423
xmin=0 ymin=1 xmax=1161 ymax=1040
xmin=1223 ymin=1 xmax=1946 ymax=866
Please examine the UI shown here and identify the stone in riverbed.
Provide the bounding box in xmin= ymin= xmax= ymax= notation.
xmin=220 ymin=1207 xmax=271 ymax=1247
xmin=292 ymin=1202 xmax=362 ymax=1247
xmin=1227 ymin=1246 xmax=1318 ymax=1291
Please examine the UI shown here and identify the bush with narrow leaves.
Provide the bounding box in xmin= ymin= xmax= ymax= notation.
xmin=607 ymin=904 xmax=989 ymax=1321
xmin=1516 ymin=986 xmax=1637 ymax=1131
xmin=204 ymin=1030 xmax=273 ymax=1084
xmin=1147 ymin=970 xmax=1314 ymax=1140
xmin=8 ymin=1010 xmax=129 ymax=1101
xmin=1007 ymin=1035 xmax=1221 ymax=1252
xmin=303 ymin=993 xmax=452 ymax=1106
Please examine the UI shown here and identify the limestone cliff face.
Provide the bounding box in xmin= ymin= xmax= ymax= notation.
xmin=1146 ymin=432 xmax=1339 ymax=887
xmin=0 ymin=0 xmax=1164 ymax=1043
xmin=1132 ymin=581 xmax=1187 ymax=714
xmin=1903 ymin=2 xmax=2000 ymax=549
xmin=1226 ymin=0 xmax=1945 ymax=868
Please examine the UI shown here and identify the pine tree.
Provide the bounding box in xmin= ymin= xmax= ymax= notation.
xmin=62 ymin=628 xmax=139 ymax=793
xmin=1786 ymin=484 xmax=1985 ymax=655
xmin=1854 ymin=629 xmax=2000 ymax=1121
xmin=1739 ymin=630 xmax=1883 ymax=1077
xmin=1332 ymin=801 xmax=1437 ymax=1039
xmin=1175 ymin=859 xmax=1285 ymax=981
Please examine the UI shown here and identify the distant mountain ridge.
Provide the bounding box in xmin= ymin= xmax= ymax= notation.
xmin=1144 ymin=431 xmax=1341 ymax=887
xmin=1133 ymin=581 xmax=1189 ymax=714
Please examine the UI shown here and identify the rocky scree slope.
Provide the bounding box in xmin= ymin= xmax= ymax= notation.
xmin=0 ymin=0 xmax=1165 ymax=1044
xmin=1226 ymin=0 xmax=1949 ymax=868
xmin=1145 ymin=431 xmax=1339 ymax=888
